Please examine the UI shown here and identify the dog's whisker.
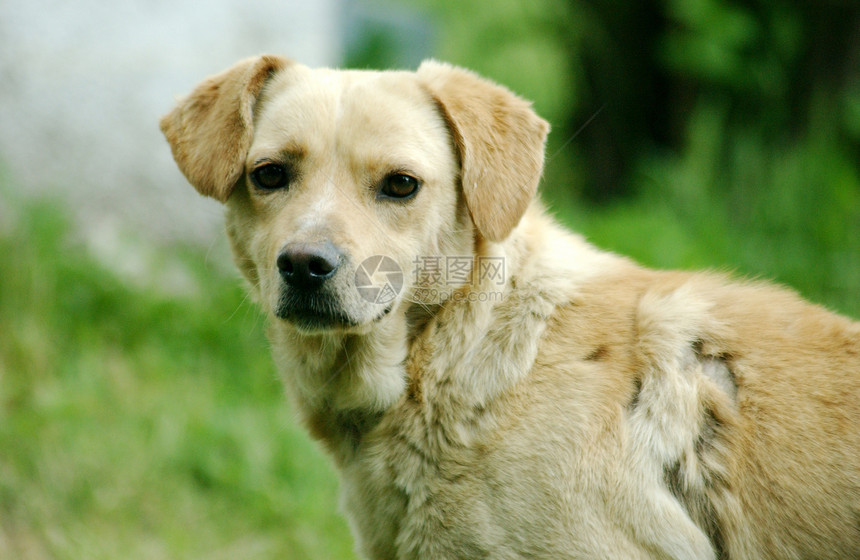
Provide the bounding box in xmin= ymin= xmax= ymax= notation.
xmin=224 ymin=288 xmax=255 ymax=325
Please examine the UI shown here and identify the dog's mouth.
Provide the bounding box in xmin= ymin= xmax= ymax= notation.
xmin=274 ymin=292 xmax=392 ymax=332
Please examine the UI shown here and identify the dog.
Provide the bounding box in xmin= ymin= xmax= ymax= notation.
xmin=161 ymin=55 xmax=860 ymax=559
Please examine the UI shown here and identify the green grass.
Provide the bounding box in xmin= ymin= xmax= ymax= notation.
xmin=0 ymin=198 xmax=356 ymax=559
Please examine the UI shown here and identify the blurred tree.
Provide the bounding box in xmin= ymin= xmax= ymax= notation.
xmin=343 ymin=0 xmax=434 ymax=69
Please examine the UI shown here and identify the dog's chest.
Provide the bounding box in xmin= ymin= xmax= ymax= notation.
xmin=339 ymin=398 xmax=533 ymax=559
xmin=332 ymin=314 xmax=596 ymax=558
xmin=336 ymin=378 xmax=642 ymax=560
xmin=335 ymin=294 xmax=573 ymax=559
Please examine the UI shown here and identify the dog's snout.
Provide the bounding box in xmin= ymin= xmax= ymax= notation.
xmin=277 ymin=242 xmax=343 ymax=289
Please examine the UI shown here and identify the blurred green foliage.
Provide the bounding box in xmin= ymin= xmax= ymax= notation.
xmin=0 ymin=198 xmax=356 ymax=559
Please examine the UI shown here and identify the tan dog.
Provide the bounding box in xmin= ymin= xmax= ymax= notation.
xmin=161 ymin=55 xmax=860 ymax=559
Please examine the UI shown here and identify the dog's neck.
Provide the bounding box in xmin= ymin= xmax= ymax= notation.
xmin=266 ymin=305 xmax=409 ymax=460
xmin=268 ymin=310 xmax=409 ymax=417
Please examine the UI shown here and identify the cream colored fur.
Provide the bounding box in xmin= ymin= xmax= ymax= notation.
xmin=161 ymin=55 xmax=860 ymax=559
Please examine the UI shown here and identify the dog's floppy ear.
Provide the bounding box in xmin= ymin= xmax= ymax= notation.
xmin=160 ymin=55 xmax=290 ymax=202
xmin=417 ymin=61 xmax=549 ymax=242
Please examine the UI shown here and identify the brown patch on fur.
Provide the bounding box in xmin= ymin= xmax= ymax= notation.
xmin=585 ymin=345 xmax=609 ymax=361
xmin=627 ymin=377 xmax=642 ymax=411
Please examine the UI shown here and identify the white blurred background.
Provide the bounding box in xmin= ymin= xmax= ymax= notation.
xmin=0 ymin=0 xmax=429 ymax=245
xmin=0 ymin=0 xmax=342 ymax=247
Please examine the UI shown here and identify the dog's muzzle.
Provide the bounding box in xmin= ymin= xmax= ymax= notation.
xmin=273 ymin=241 xmax=357 ymax=329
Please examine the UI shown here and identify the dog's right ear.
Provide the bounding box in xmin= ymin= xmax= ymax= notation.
xmin=160 ymin=55 xmax=290 ymax=202
xmin=417 ymin=61 xmax=549 ymax=242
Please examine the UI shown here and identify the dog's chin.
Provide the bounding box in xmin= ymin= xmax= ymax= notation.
xmin=274 ymin=296 xmax=393 ymax=335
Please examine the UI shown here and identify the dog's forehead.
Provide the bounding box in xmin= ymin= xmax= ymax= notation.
xmin=252 ymin=66 xmax=443 ymax=154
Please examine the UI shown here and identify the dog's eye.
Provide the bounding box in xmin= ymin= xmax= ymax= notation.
xmin=380 ymin=173 xmax=420 ymax=200
xmin=251 ymin=164 xmax=291 ymax=191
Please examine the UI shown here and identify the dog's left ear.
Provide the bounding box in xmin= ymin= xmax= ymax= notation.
xmin=160 ymin=55 xmax=290 ymax=202
xmin=417 ymin=61 xmax=550 ymax=242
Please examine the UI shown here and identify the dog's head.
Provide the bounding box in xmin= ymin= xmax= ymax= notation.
xmin=161 ymin=55 xmax=548 ymax=333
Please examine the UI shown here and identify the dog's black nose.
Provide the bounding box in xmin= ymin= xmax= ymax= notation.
xmin=277 ymin=242 xmax=343 ymax=290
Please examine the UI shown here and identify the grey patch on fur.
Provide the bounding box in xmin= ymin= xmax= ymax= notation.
xmin=693 ymin=339 xmax=738 ymax=401
xmin=663 ymin=405 xmax=731 ymax=560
